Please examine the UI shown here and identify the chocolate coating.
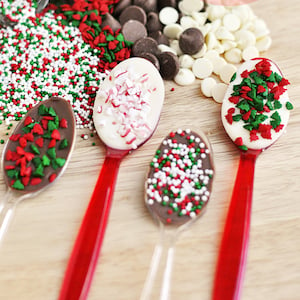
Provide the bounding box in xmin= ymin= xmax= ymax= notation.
xmin=179 ymin=28 xmax=204 ymax=55
xmin=3 ymin=97 xmax=75 ymax=193
xmin=132 ymin=37 xmax=158 ymax=57
xmin=146 ymin=12 xmax=162 ymax=33
xmin=145 ymin=130 xmax=214 ymax=226
xmin=119 ymin=5 xmax=147 ymax=25
xmin=102 ymin=13 xmax=121 ymax=32
xmin=122 ymin=20 xmax=147 ymax=43
xmin=149 ymin=30 xmax=169 ymax=46
xmin=157 ymin=51 xmax=179 ymax=80
xmin=133 ymin=0 xmax=157 ymax=12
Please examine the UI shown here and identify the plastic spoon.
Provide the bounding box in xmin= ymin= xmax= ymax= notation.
xmin=0 ymin=97 xmax=76 ymax=243
xmin=141 ymin=129 xmax=214 ymax=300
xmin=213 ymin=58 xmax=293 ymax=300
xmin=58 ymin=57 xmax=165 ymax=300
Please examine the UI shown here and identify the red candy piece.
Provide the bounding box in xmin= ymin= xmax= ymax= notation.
xmin=19 ymin=137 xmax=27 ymax=148
xmin=32 ymin=123 xmax=44 ymax=135
xmin=31 ymin=178 xmax=42 ymax=185
xmin=60 ymin=118 xmax=68 ymax=128
xmin=35 ymin=137 xmax=44 ymax=148
xmin=48 ymin=139 xmax=56 ymax=148
xmin=49 ymin=173 xmax=57 ymax=183
xmin=51 ymin=129 xmax=61 ymax=140
xmin=23 ymin=132 xmax=34 ymax=142
xmin=24 ymin=116 xmax=33 ymax=126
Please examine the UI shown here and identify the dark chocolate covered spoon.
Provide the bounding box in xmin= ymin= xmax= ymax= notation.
xmin=0 ymin=97 xmax=75 ymax=242
xmin=141 ymin=129 xmax=214 ymax=300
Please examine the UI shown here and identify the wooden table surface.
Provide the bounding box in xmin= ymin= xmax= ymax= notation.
xmin=0 ymin=1 xmax=299 ymax=299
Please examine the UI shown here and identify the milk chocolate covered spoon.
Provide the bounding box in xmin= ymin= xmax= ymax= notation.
xmin=59 ymin=57 xmax=165 ymax=300
xmin=141 ymin=129 xmax=214 ymax=300
xmin=213 ymin=58 xmax=293 ymax=300
xmin=0 ymin=97 xmax=75 ymax=243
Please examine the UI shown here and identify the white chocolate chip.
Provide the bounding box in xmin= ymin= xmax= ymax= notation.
xmin=219 ymin=63 xmax=237 ymax=84
xmin=211 ymin=83 xmax=227 ymax=103
xmin=231 ymin=5 xmax=255 ymax=24
xmin=224 ymin=48 xmax=242 ymax=64
xmin=181 ymin=0 xmax=204 ymax=14
xmin=180 ymin=16 xmax=199 ymax=30
xmin=210 ymin=19 xmax=222 ymax=33
xmin=207 ymin=5 xmax=227 ymax=21
xmin=234 ymin=29 xmax=256 ymax=50
xmin=206 ymin=32 xmax=219 ymax=50
xmin=221 ymin=40 xmax=237 ymax=51
xmin=223 ymin=13 xmax=241 ymax=32
xmin=201 ymin=77 xmax=217 ymax=97
xmin=242 ymin=45 xmax=259 ymax=61
xmin=159 ymin=7 xmax=179 ymax=25
xmin=158 ymin=44 xmax=177 ymax=55
xmin=192 ymin=57 xmax=213 ymax=79
xmin=211 ymin=56 xmax=227 ymax=75
xmin=179 ymin=54 xmax=194 ymax=69
xmin=256 ymin=35 xmax=272 ymax=52
xmin=215 ymin=26 xmax=235 ymax=40
xmin=253 ymin=18 xmax=270 ymax=38
xmin=203 ymin=49 xmax=219 ymax=61
xmin=191 ymin=11 xmax=208 ymax=26
xmin=174 ymin=68 xmax=196 ymax=85
xmin=170 ymin=39 xmax=183 ymax=56
xmin=163 ymin=23 xmax=183 ymax=39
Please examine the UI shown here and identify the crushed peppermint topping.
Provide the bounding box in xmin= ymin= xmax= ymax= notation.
xmin=96 ymin=67 xmax=155 ymax=149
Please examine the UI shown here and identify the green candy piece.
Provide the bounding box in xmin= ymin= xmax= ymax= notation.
xmin=12 ymin=179 xmax=24 ymax=190
xmin=33 ymin=164 xmax=44 ymax=177
xmin=38 ymin=104 xmax=48 ymax=116
xmin=59 ymin=138 xmax=68 ymax=150
xmin=7 ymin=169 xmax=19 ymax=179
xmin=55 ymin=157 xmax=66 ymax=167
xmin=31 ymin=144 xmax=40 ymax=155
xmin=47 ymin=147 xmax=56 ymax=159
xmin=42 ymin=155 xmax=51 ymax=166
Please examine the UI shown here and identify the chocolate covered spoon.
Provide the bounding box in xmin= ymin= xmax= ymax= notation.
xmin=141 ymin=129 xmax=214 ymax=300
xmin=0 ymin=97 xmax=75 ymax=242
xmin=58 ymin=57 xmax=165 ymax=300
xmin=212 ymin=58 xmax=293 ymax=300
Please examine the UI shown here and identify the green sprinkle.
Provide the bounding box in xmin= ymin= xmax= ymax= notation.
xmin=7 ymin=169 xmax=19 ymax=179
xmin=12 ymin=179 xmax=24 ymax=190
xmin=47 ymin=147 xmax=56 ymax=159
xmin=48 ymin=120 xmax=58 ymax=131
xmin=55 ymin=157 xmax=66 ymax=167
xmin=33 ymin=164 xmax=44 ymax=177
xmin=38 ymin=104 xmax=48 ymax=115
xmin=42 ymin=155 xmax=51 ymax=166
xmin=30 ymin=144 xmax=40 ymax=155
xmin=286 ymin=102 xmax=293 ymax=110
xmin=32 ymin=157 xmax=42 ymax=167
xmin=59 ymin=138 xmax=69 ymax=149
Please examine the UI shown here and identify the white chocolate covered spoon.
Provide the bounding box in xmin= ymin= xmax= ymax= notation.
xmin=213 ymin=58 xmax=293 ymax=300
xmin=59 ymin=57 xmax=165 ymax=300
xmin=0 ymin=97 xmax=75 ymax=243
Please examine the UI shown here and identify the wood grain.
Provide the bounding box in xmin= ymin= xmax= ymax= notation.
xmin=0 ymin=1 xmax=299 ymax=299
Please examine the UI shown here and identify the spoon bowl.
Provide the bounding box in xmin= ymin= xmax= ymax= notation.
xmin=58 ymin=57 xmax=165 ymax=300
xmin=0 ymin=97 xmax=75 ymax=243
xmin=213 ymin=58 xmax=293 ymax=300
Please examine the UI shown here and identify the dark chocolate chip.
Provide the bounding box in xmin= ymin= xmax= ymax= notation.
xmin=157 ymin=0 xmax=177 ymax=10
xmin=102 ymin=13 xmax=121 ymax=32
xmin=119 ymin=5 xmax=147 ymax=25
xmin=122 ymin=20 xmax=147 ymax=43
xmin=133 ymin=0 xmax=157 ymax=12
xmin=138 ymin=53 xmax=160 ymax=70
xmin=149 ymin=30 xmax=169 ymax=46
xmin=157 ymin=51 xmax=179 ymax=80
xmin=132 ymin=37 xmax=158 ymax=57
xmin=113 ymin=0 xmax=132 ymax=17
xmin=179 ymin=27 xmax=204 ymax=55
xmin=146 ymin=12 xmax=162 ymax=33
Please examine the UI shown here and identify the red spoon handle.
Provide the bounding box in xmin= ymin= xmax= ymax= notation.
xmin=213 ymin=151 xmax=258 ymax=300
xmin=59 ymin=155 xmax=122 ymax=300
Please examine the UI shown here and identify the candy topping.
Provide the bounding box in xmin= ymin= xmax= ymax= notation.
xmin=146 ymin=129 xmax=214 ymax=226
xmin=222 ymin=58 xmax=293 ymax=151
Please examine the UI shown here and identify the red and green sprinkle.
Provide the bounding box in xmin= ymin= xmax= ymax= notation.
xmin=225 ymin=59 xmax=293 ymax=151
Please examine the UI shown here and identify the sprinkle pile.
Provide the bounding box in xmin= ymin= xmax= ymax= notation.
xmin=146 ymin=129 xmax=214 ymax=225
xmin=224 ymin=58 xmax=293 ymax=151
xmin=0 ymin=0 xmax=107 ymax=129
xmin=3 ymin=98 xmax=74 ymax=191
